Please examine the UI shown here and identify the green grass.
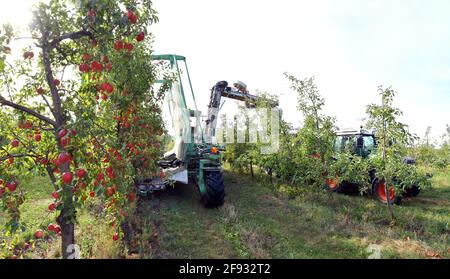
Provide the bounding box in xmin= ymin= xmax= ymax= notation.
xmin=1 ymin=168 xmax=449 ymax=259
xmin=128 ymin=168 xmax=449 ymax=259
xmin=0 ymin=176 xmax=59 ymax=258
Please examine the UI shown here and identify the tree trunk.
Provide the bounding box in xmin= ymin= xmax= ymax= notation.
xmin=57 ymin=207 xmax=76 ymax=259
xmin=384 ymin=179 xmax=396 ymax=224
xmin=57 ymin=159 xmax=77 ymax=259
xmin=250 ymin=161 xmax=254 ymax=179
xmin=381 ymin=96 xmax=396 ymax=224
xmin=269 ymin=168 xmax=273 ymax=184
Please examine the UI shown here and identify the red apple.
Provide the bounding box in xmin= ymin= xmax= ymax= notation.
xmin=7 ymin=181 xmax=17 ymax=192
xmin=114 ymin=41 xmax=124 ymax=51
xmin=52 ymin=158 xmax=61 ymax=166
xmin=53 ymin=79 xmax=60 ymax=86
xmin=127 ymin=10 xmax=137 ymax=24
xmin=87 ymin=9 xmax=96 ymax=18
xmin=40 ymin=158 xmax=49 ymax=165
xmin=89 ymin=191 xmax=95 ymax=197
xmin=48 ymin=224 xmax=56 ymax=232
xmin=96 ymin=173 xmax=104 ymax=181
xmin=105 ymin=62 xmax=113 ymax=71
xmin=52 ymin=191 xmax=59 ymax=199
xmin=106 ymin=187 xmax=115 ymax=197
xmin=24 ymin=121 xmax=33 ymax=129
xmin=8 ymin=157 xmax=14 ymax=164
xmin=112 ymin=232 xmax=119 ymax=241
xmin=61 ymin=172 xmax=73 ymax=184
xmin=79 ymin=63 xmax=89 ymax=72
xmin=124 ymin=43 xmax=134 ymax=52
xmin=37 ymin=87 xmax=45 ymax=95
xmin=101 ymin=82 xmax=114 ymax=93
xmin=76 ymin=169 xmax=87 ymax=179
xmin=58 ymin=129 xmax=68 ymax=138
xmin=136 ymin=32 xmax=145 ymax=42
xmin=48 ymin=203 xmax=56 ymax=211
xmin=61 ymin=137 xmax=70 ymax=147
xmin=34 ymin=133 xmax=42 ymax=142
xmin=35 ymin=229 xmax=44 ymax=239
xmin=58 ymin=152 xmax=71 ymax=164
xmin=83 ymin=53 xmax=91 ymax=61
xmin=11 ymin=139 xmax=19 ymax=148
xmin=91 ymin=61 xmax=103 ymax=72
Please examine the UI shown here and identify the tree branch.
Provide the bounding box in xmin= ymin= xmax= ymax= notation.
xmin=49 ymin=30 xmax=93 ymax=48
xmin=41 ymin=31 xmax=64 ymax=128
xmin=40 ymin=93 xmax=56 ymax=118
xmin=0 ymin=95 xmax=57 ymax=127
xmin=0 ymin=153 xmax=40 ymax=162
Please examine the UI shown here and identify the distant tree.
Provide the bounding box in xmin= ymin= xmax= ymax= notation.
xmin=365 ymin=86 xmax=431 ymax=223
xmin=284 ymin=73 xmax=336 ymax=189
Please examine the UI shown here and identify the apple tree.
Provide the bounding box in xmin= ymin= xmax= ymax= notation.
xmin=0 ymin=0 xmax=166 ymax=258
xmin=365 ymin=86 xmax=431 ymax=223
xmin=284 ymin=73 xmax=336 ymax=189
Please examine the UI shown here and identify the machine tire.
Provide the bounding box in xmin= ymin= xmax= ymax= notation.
xmin=325 ymin=177 xmax=340 ymax=192
xmin=201 ymin=170 xmax=225 ymax=208
xmin=404 ymin=185 xmax=421 ymax=197
xmin=373 ymin=180 xmax=402 ymax=205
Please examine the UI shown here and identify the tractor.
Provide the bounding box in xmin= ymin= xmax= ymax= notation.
xmin=325 ymin=128 xmax=422 ymax=204
xmin=136 ymin=54 xmax=270 ymax=208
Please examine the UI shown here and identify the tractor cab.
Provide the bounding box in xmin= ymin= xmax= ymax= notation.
xmin=334 ymin=128 xmax=377 ymax=158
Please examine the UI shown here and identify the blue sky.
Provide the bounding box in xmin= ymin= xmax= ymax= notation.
xmin=1 ymin=0 xmax=449 ymax=143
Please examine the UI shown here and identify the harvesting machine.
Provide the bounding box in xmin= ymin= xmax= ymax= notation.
xmin=136 ymin=54 xmax=272 ymax=207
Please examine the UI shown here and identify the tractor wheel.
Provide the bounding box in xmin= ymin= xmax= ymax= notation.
xmin=325 ymin=177 xmax=340 ymax=192
xmin=201 ymin=170 xmax=225 ymax=208
xmin=404 ymin=185 xmax=421 ymax=197
xmin=373 ymin=181 xmax=402 ymax=205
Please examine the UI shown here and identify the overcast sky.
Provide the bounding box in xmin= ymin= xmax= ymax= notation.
xmin=151 ymin=0 xmax=450 ymax=143
xmin=2 ymin=0 xmax=449 ymax=143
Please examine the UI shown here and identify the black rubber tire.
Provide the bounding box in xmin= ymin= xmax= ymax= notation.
xmin=201 ymin=171 xmax=225 ymax=208
xmin=404 ymin=185 xmax=421 ymax=197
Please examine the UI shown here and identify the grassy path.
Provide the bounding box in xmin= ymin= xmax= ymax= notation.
xmin=133 ymin=170 xmax=449 ymax=259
